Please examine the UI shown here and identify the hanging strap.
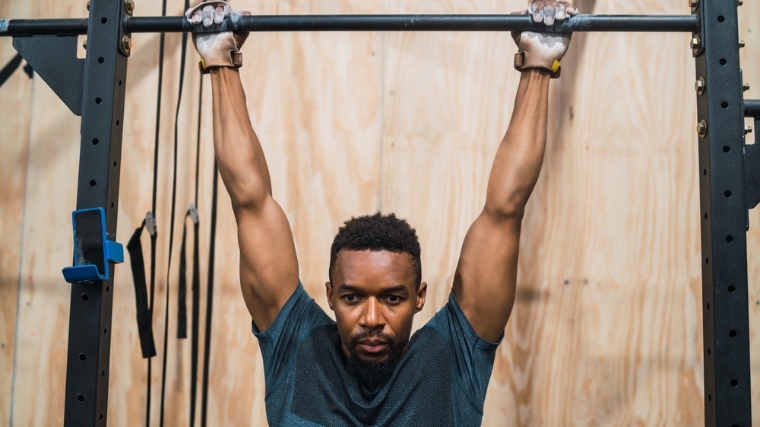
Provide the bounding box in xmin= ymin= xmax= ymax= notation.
xmin=159 ymin=0 xmax=191 ymax=423
xmin=187 ymin=76 xmax=205 ymax=427
xmin=126 ymin=216 xmax=157 ymax=358
xmin=200 ymin=161 xmax=219 ymax=427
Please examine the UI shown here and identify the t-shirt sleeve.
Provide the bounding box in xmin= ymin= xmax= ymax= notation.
xmin=252 ymin=282 xmax=333 ymax=391
xmin=425 ymin=291 xmax=503 ymax=408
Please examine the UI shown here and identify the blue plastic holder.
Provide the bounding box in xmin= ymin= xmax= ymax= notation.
xmin=62 ymin=207 xmax=124 ymax=283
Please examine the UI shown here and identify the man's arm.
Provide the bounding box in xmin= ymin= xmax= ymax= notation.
xmin=190 ymin=2 xmax=299 ymax=331
xmin=210 ymin=67 xmax=299 ymax=331
xmin=453 ymin=0 xmax=576 ymax=342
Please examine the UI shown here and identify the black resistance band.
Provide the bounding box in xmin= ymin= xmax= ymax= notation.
xmin=200 ymin=160 xmax=219 ymax=427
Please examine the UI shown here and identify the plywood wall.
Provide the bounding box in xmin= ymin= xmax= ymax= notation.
xmin=1 ymin=0 xmax=759 ymax=426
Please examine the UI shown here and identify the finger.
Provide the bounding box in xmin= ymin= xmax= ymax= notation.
xmin=201 ymin=5 xmax=215 ymax=27
xmin=214 ymin=5 xmax=225 ymax=24
xmin=544 ymin=0 xmax=558 ymax=25
xmin=556 ymin=1 xmax=567 ymax=21
xmin=191 ymin=9 xmax=202 ymax=24
xmin=531 ymin=0 xmax=544 ymax=24
xmin=567 ymin=5 xmax=579 ymax=16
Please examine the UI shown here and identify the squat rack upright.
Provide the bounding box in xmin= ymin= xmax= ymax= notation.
xmin=1 ymin=1 xmax=758 ymax=426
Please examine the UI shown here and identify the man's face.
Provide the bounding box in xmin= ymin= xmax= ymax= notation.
xmin=326 ymin=250 xmax=427 ymax=365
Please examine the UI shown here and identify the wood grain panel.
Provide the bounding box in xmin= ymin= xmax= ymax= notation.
xmin=0 ymin=1 xmax=34 ymax=425
xmin=3 ymin=0 xmax=759 ymax=425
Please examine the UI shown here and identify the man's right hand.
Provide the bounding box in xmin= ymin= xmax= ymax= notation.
xmin=512 ymin=0 xmax=578 ymax=75
xmin=186 ymin=1 xmax=251 ymax=69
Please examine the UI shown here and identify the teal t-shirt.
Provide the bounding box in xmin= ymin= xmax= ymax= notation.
xmin=252 ymin=284 xmax=501 ymax=426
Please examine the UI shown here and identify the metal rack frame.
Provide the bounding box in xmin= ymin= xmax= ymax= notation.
xmin=1 ymin=0 xmax=756 ymax=425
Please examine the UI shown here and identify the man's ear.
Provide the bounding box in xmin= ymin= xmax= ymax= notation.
xmin=325 ymin=281 xmax=335 ymax=311
xmin=415 ymin=282 xmax=427 ymax=313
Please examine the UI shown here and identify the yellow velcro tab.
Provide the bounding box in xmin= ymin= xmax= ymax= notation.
xmin=201 ymin=58 xmax=207 ymax=70
xmin=551 ymin=60 xmax=561 ymax=73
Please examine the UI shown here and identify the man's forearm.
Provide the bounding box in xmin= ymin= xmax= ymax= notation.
xmin=485 ymin=69 xmax=551 ymax=218
xmin=210 ymin=67 xmax=272 ymax=211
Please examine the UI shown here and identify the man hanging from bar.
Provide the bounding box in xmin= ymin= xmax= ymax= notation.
xmin=187 ymin=0 xmax=577 ymax=424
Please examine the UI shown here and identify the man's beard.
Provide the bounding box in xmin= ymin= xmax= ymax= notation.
xmin=345 ymin=331 xmax=405 ymax=391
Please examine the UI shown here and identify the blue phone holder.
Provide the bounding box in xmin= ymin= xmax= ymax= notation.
xmin=62 ymin=207 xmax=124 ymax=283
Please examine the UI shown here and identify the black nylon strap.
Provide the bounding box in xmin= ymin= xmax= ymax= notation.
xmin=200 ymin=161 xmax=219 ymax=427
xmin=126 ymin=221 xmax=157 ymax=358
xmin=177 ymin=223 xmax=189 ymax=339
xmin=188 ymin=77 xmax=204 ymax=427
xmin=0 ymin=53 xmax=24 ymax=88
xmin=159 ymin=2 xmax=191 ymax=424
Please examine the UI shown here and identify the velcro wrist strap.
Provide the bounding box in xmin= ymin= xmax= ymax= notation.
xmin=513 ymin=52 xmax=561 ymax=79
xmin=199 ymin=51 xmax=243 ymax=75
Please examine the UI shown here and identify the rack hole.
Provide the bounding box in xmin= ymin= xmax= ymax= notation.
xmin=104 ymin=328 xmax=108 ymax=335
xmin=729 ymin=330 xmax=737 ymax=338
xmin=703 ymin=169 xmax=707 ymax=176
xmin=81 ymin=293 xmax=88 ymax=302
xmin=717 ymin=15 xmax=725 ymax=22
xmin=708 ymin=394 xmax=712 ymax=402
xmin=106 ymin=285 xmax=110 ymax=293
xmin=731 ymin=379 xmax=738 ymax=387
xmin=721 ymin=101 xmax=729 ymax=108
xmin=704 ymin=213 xmax=708 ymax=220
xmin=100 ymin=414 xmax=104 ymax=421
xmin=98 ymin=57 xmax=104 ymax=64
xmin=113 ymin=161 xmax=117 ymax=167
xmin=706 ymin=303 xmax=710 ymax=310
xmin=720 ymin=58 xmax=727 ymax=65
xmin=101 ymin=371 xmax=106 ymax=377
xmin=707 ymin=348 xmax=711 ymax=355
xmin=705 ymin=258 xmax=709 ymax=265
xmin=723 ymin=146 xmax=731 ymax=153
xmin=725 ymin=190 xmax=732 ymax=198
xmin=101 ymin=17 xmax=107 ymax=24
xmin=95 ymin=97 xmax=102 ymax=104
xmin=116 ymin=120 xmax=120 ymax=127
xmin=89 ymin=180 xmax=96 ymax=187
xmin=79 ymin=353 xmax=86 ymax=361
xmin=110 ymin=202 xmax=115 ymax=208
xmin=726 ymin=235 xmax=734 ymax=243
xmin=728 ymin=285 xmax=736 ymax=292
xmin=77 ymin=394 xmax=84 ymax=402
xmin=118 ymin=80 xmax=122 ymax=86
xmin=92 ymin=138 xmax=99 ymax=145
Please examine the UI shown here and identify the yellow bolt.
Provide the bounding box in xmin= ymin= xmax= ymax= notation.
xmin=697 ymin=120 xmax=707 ymax=138
xmin=747 ymin=126 xmax=754 ymax=135
xmin=738 ymin=0 xmax=743 ymax=5
xmin=122 ymin=35 xmax=132 ymax=53
xmin=695 ymin=78 xmax=705 ymax=95
xmin=689 ymin=0 xmax=699 ymax=10
xmin=739 ymin=40 xmax=745 ymax=48
xmin=691 ymin=35 xmax=701 ymax=50
xmin=86 ymin=1 xmax=90 ymax=11
xmin=82 ymin=39 xmax=87 ymax=50
xmin=744 ymin=83 xmax=751 ymax=92
xmin=125 ymin=0 xmax=135 ymax=15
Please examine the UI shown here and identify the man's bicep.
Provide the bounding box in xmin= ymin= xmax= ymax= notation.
xmin=235 ymin=196 xmax=299 ymax=331
xmin=453 ymin=212 xmax=521 ymax=342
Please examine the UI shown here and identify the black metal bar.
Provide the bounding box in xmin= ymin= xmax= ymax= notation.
xmin=0 ymin=14 xmax=699 ymax=36
xmin=746 ymin=99 xmax=760 ymax=118
xmin=694 ymin=0 xmax=752 ymax=425
xmin=62 ymin=0 xmax=128 ymax=425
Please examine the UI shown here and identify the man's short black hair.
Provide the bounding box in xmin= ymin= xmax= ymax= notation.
xmin=329 ymin=212 xmax=422 ymax=286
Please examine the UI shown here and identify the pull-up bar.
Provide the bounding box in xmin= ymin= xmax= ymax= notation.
xmin=0 ymin=14 xmax=700 ymax=36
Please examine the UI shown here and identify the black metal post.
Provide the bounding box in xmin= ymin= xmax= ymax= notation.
xmin=0 ymin=14 xmax=699 ymax=36
xmin=62 ymin=0 xmax=128 ymax=425
xmin=693 ymin=0 xmax=752 ymax=425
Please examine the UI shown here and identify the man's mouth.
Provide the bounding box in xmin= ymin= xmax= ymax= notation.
xmin=357 ymin=340 xmax=389 ymax=354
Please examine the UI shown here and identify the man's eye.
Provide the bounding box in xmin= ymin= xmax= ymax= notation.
xmin=343 ymin=295 xmax=358 ymax=302
xmin=386 ymin=295 xmax=402 ymax=304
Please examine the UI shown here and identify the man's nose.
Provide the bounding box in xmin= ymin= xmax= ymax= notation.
xmin=360 ymin=298 xmax=385 ymax=329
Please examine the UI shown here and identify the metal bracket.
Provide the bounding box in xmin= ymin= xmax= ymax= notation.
xmin=62 ymin=208 xmax=124 ymax=283
xmin=12 ymin=35 xmax=84 ymax=115
xmin=145 ymin=211 xmax=157 ymax=236
xmin=188 ymin=203 xmax=199 ymax=225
